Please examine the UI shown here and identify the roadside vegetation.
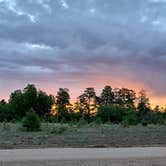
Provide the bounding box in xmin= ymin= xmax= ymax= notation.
xmin=0 ymin=123 xmax=166 ymax=149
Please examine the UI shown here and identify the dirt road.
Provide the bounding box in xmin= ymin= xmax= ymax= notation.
xmin=0 ymin=147 xmax=166 ymax=165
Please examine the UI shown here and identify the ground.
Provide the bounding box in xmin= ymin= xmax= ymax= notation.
xmin=1 ymin=159 xmax=166 ymax=166
xmin=0 ymin=123 xmax=166 ymax=149
xmin=0 ymin=147 xmax=166 ymax=166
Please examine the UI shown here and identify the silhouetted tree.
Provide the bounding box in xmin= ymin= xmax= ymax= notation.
xmin=0 ymin=100 xmax=14 ymax=122
xmin=56 ymin=88 xmax=70 ymax=122
xmin=35 ymin=91 xmax=55 ymax=117
xmin=23 ymin=84 xmax=37 ymax=111
xmin=114 ymin=88 xmax=136 ymax=108
xmin=154 ymin=105 xmax=160 ymax=112
xmin=9 ymin=84 xmax=54 ymax=119
xmin=78 ymin=88 xmax=96 ymax=119
xmin=0 ymin=99 xmax=6 ymax=105
xmin=100 ymin=85 xmax=114 ymax=106
xmin=9 ymin=89 xmax=26 ymax=119
xmin=137 ymin=90 xmax=150 ymax=119
xmin=2 ymin=83 xmax=166 ymax=125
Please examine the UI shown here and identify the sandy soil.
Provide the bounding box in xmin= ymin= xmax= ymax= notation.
xmin=0 ymin=147 xmax=166 ymax=165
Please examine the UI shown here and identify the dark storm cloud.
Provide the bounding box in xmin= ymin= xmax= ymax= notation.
xmin=1 ymin=0 xmax=166 ymax=97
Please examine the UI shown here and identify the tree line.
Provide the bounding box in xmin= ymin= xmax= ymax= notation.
xmin=0 ymin=84 xmax=166 ymax=126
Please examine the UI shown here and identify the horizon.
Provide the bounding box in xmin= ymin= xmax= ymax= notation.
xmin=1 ymin=0 xmax=166 ymax=107
xmin=1 ymin=83 xmax=166 ymax=108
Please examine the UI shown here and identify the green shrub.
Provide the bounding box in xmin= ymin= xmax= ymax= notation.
xmin=46 ymin=115 xmax=57 ymax=123
xmin=121 ymin=119 xmax=129 ymax=128
xmin=2 ymin=120 xmax=11 ymax=130
xmin=141 ymin=120 xmax=148 ymax=126
xmin=77 ymin=117 xmax=87 ymax=127
xmin=122 ymin=109 xmax=138 ymax=126
xmin=51 ymin=125 xmax=67 ymax=134
xmin=22 ymin=111 xmax=41 ymax=131
xmin=145 ymin=112 xmax=165 ymax=125
xmin=95 ymin=117 xmax=103 ymax=125
xmin=69 ymin=119 xmax=77 ymax=127
xmin=97 ymin=105 xmax=124 ymax=123
xmin=0 ymin=104 xmax=15 ymax=122
xmin=60 ymin=117 xmax=67 ymax=124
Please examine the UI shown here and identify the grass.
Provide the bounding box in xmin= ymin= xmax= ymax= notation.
xmin=0 ymin=123 xmax=166 ymax=149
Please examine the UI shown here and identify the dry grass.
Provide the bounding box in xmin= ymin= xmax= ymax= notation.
xmin=0 ymin=123 xmax=166 ymax=149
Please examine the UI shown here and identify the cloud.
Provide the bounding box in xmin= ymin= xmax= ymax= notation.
xmin=149 ymin=0 xmax=166 ymax=3
xmin=60 ymin=0 xmax=69 ymax=9
xmin=0 ymin=0 xmax=166 ymax=105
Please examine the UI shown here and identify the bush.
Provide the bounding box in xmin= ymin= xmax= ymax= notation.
xmin=141 ymin=120 xmax=148 ymax=126
xmin=60 ymin=117 xmax=67 ymax=124
xmin=0 ymin=104 xmax=15 ymax=122
xmin=146 ymin=112 xmax=165 ymax=125
xmin=77 ymin=117 xmax=87 ymax=127
xmin=121 ymin=119 xmax=129 ymax=128
xmin=122 ymin=109 xmax=138 ymax=126
xmin=95 ymin=117 xmax=103 ymax=125
xmin=22 ymin=111 xmax=41 ymax=131
xmin=46 ymin=115 xmax=57 ymax=123
xmin=51 ymin=125 xmax=67 ymax=134
xmin=97 ymin=105 xmax=124 ymax=123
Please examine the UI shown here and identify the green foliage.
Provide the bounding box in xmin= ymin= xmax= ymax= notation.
xmin=114 ymin=88 xmax=136 ymax=108
xmin=77 ymin=87 xmax=96 ymax=118
xmin=1 ymin=84 xmax=166 ymax=127
xmin=144 ymin=111 xmax=166 ymax=125
xmin=121 ymin=119 xmax=129 ymax=128
xmin=77 ymin=117 xmax=87 ymax=127
xmin=35 ymin=91 xmax=54 ymax=117
xmin=56 ymin=88 xmax=70 ymax=122
xmin=9 ymin=84 xmax=54 ymax=120
xmin=60 ymin=117 xmax=68 ymax=124
xmin=46 ymin=115 xmax=57 ymax=123
xmin=56 ymin=88 xmax=70 ymax=108
xmin=0 ymin=102 xmax=15 ymax=122
xmin=95 ymin=117 xmax=103 ymax=125
xmin=100 ymin=85 xmax=114 ymax=106
xmin=23 ymin=84 xmax=37 ymax=110
xmin=9 ymin=90 xmax=26 ymax=119
xmin=137 ymin=90 xmax=150 ymax=119
xmin=141 ymin=120 xmax=148 ymax=126
xmin=68 ymin=111 xmax=82 ymax=122
xmin=51 ymin=125 xmax=67 ymax=134
xmin=97 ymin=105 xmax=124 ymax=123
xmin=57 ymin=108 xmax=69 ymax=123
xmin=2 ymin=120 xmax=11 ymax=131
xmin=123 ymin=109 xmax=138 ymax=126
xmin=22 ymin=110 xmax=41 ymax=131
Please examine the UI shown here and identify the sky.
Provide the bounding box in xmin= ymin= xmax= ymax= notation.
xmin=0 ymin=0 xmax=166 ymax=106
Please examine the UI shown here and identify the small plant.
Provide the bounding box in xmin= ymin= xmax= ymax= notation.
xmin=77 ymin=117 xmax=87 ymax=127
xmin=69 ymin=120 xmax=77 ymax=127
xmin=60 ymin=117 xmax=67 ymax=124
xmin=47 ymin=115 xmax=57 ymax=123
xmin=22 ymin=110 xmax=41 ymax=131
xmin=95 ymin=118 xmax=103 ymax=125
xmin=141 ymin=120 xmax=148 ymax=126
xmin=3 ymin=120 xmax=11 ymax=131
xmin=51 ymin=125 xmax=67 ymax=134
xmin=121 ymin=119 xmax=129 ymax=128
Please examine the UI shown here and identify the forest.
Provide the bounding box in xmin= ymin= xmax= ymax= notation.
xmin=0 ymin=84 xmax=166 ymax=129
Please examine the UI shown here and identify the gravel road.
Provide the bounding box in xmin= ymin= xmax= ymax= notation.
xmin=0 ymin=147 xmax=166 ymax=166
